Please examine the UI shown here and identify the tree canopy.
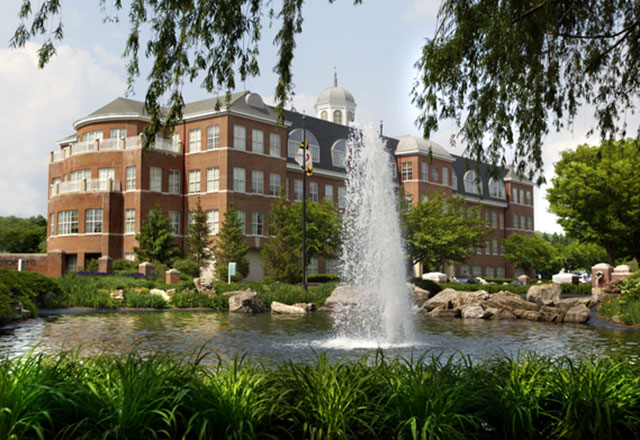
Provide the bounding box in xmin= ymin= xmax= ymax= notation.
xmin=546 ymin=138 xmax=640 ymax=265
xmin=134 ymin=206 xmax=180 ymax=264
xmin=504 ymin=234 xmax=558 ymax=277
xmin=413 ymin=0 xmax=640 ymax=183
xmin=186 ymin=199 xmax=212 ymax=270
xmin=0 ymin=215 xmax=47 ymax=253
xmin=213 ymin=205 xmax=249 ymax=281
xmin=401 ymin=191 xmax=489 ymax=271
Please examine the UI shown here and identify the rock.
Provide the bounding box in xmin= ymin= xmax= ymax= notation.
xmin=194 ymin=277 xmax=216 ymax=296
xmin=564 ymin=304 xmax=590 ymax=323
xmin=422 ymin=288 xmax=489 ymax=312
xmin=461 ymin=305 xmax=489 ymax=319
xmin=604 ymin=279 xmax=623 ymax=294
xmin=612 ymin=315 xmax=622 ymax=324
xmin=322 ymin=285 xmax=365 ymax=311
xmin=476 ymin=277 xmax=489 ymax=285
xmin=526 ymin=284 xmax=562 ymax=306
xmin=166 ymin=289 xmax=176 ymax=297
xmin=484 ymin=291 xmax=536 ymax=313
xmin=556 ymin=297 xmax=598 ymax=311
xmin=271 ymin=301 xmax=308 ymax=315
xmin=539 ymin=305 xmax=565 ymax=322
xmin=521 ymin=310 xmax=542 ymax=321
xmin=485 ymin=307 xmax=515 ymax=320
xmin=150 ymin=288 xmax=170 ymax=302
xmin=294 ymin=302 xmax=317 ymax=312
xmin=228 ymin=290 xmax=267 ymax=313
xmin=110 ymin=289 xmax=125 ymax=302
xmin=428 ymin=305 xmax=461 ymax=318
xmin=14 ymin=302 xmax=32 ymax=319
xmin=407 ymin=282 xmax=432 ymax=303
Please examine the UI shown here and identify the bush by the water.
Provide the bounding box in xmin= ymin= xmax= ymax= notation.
xmin=409 ymin=277 xmax=443 ymax=296
xmin=1 ymin=350 xmax=639 ymax=439
xmin=599 ymin=271 xmax=640 ymax=325
xmin=0 ymin=269 xmax=62 ymax=322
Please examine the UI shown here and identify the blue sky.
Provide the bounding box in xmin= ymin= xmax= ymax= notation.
xmin=2 ymin=0 xmax=630 ymax=233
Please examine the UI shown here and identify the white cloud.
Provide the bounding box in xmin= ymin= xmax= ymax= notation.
xmin=0 ymin=42 xmax=125 ymax=217
xmin=402 ymin=0 xmax=441 ymax=22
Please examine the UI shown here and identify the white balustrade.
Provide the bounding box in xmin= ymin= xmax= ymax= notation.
xmin=52 ymin=178 xmax=121 ymax=196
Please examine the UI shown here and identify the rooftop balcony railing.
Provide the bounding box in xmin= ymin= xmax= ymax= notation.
xmin=50 ymin=134 xmax=183 ymax=163
xmin=51 ymin=178 xmax=122 ymax=196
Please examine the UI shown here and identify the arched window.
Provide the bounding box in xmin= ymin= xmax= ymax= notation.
xmin=452 ymin=169 xmax=458 ymax=190
xmin=488 ymin=178 xmax=506 ymax=199
xmin=288 ymin=129 xmax=320 ymax=163
xmin=333 ymin=110 xmax=343 ymax=125
xmin=331 ymin=139 xmax=347 ymax=168
xmin=348 ymin=111 xmax=354 ymax=122
xmin=320 ymin=110 xmax=328 ymax=120
xmin=463 ymin=170 xmax=482 ymax=194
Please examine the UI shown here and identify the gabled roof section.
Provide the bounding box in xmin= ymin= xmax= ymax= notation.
xmin=74 ymin=97 xmax=151 ymax=130
xmin=504 ymin=165 xmax=534 ymax=186
xmin=183 ymin=91 xmax=279 ymax=123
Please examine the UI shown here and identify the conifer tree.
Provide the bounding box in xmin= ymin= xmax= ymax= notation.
xmin=213 ymin=204 xmax=249 ymax=281
xmin=261 ymin=193 xmax=301 ymax=283
xmin=187 ymin=199 xmax=212 ymax=270
xmin=134 ymin=205 xmax=179 ymax=265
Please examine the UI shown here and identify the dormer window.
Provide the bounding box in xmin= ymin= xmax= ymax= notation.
xmin=489 ymin=177 xmax=506 ymax=199
xmin=288 ymin=128 xmax=320 ymax=163
xmin=331 ymin=139 xmax=347 ymax=168
xmin=463 ymin=170 xmax=482 ymax=195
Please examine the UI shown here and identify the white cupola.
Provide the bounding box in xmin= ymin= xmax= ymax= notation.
xmin=315 ymin=69 xmax=356 ymax=125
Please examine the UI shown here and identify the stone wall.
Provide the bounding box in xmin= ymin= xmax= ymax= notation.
xmin=0 ymin=251 xmax=66 ymax=277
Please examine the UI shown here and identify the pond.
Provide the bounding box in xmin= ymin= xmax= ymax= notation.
xmin=2 ymin=310 xmax=640 ymax=363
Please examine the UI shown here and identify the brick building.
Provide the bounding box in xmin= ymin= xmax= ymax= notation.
xmin=46 ymin=79 xmax=534 ymax=280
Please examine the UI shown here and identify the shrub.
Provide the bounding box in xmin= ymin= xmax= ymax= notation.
xmin=308 ymin=274 xmax=340 ymax=283
xmin=125 ymin=291 xmax=167 ymax=308
xmin=441 ymin=282 xmax=529 ymax=294
xmin=172 ymin=258 xmax=200 ymax=278
xmin=559 ymin=284 xmax=593 ymax=295
xmin=0 ymin=269 xmax=44 ymax=322
xmin=409 ymin=277 xmax=443 ymax=296
xmin=170 ymin=291 xmax=215 ymax=308
xmin=112 ymin=258 xmax=138 ymax=272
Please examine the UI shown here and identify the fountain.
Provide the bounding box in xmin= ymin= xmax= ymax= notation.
xmin=327 ymin=125 xmax=416 ymax=348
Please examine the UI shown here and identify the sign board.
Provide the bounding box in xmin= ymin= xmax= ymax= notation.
xmin=228 ymin=262 xmax=237 ymax=284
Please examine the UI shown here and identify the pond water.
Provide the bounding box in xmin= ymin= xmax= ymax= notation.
xmin=2 ymin=310 xmax=640 ymax=364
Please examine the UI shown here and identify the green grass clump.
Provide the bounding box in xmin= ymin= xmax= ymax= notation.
xmin=170 ymin=290 xmax=216 ymax=308
xmin=0 ymin=269 xmax=55 ymax=322
xmin=1 ymin=351 xmax=639 ymax=439
xmin=124 ymin=291 xmax=168 ymax=308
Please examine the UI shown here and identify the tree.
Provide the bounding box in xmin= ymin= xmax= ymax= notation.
xmin=261 ymin=195 xmax=342 ymax=283
xmin=213 ymin=204 xmax=249 ymax=281
xmin=504 ymin=234 xmax=559 ymax=278
xmin=563 ymin=241 xmax=608 ymax=272
xmin=134 ymin=205 xmax=180 ymax=264
xmin=413 ymin=0 xmax=640 ymax=183
xmin=547 ymin=139 xmax=640 ymax=265
xmin=186 ymin=199 xmax=212 ymax=270
xmin=403 ymin=191 xmax=489 ymax=271
xmin=0 ymin=215 xmax=47 ymax=253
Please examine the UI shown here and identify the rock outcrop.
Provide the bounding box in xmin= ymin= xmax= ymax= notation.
xmin=526 ymin=284 xmax=562 ymax=305
xmin=228 ymin=290 xmax=267 ymax=313
xmin=271 ymin=301 xmax=316 ymax=315
xmin=194 ymin=277 xmax=216 ymax=296
xmin=150 ymin=288 xmax=170 ymax=303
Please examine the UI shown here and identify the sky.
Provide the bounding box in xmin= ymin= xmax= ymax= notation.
xmin=0 ymin=0 xmax=635 ymax=233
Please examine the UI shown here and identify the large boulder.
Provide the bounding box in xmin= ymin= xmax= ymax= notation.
xmin=150 ymin=288 xmax=170 ymax=303
xmin=555 ymin=297 xmax=598 ymax=311
xmin=526 ymin=284 xmax=562 ymax=306
xmin=110 ymin=289 xmax=125 ymax=303
xmin=428 ymin=305 xmax=461 ymax=318
xmin=538 ymin=305 xmax=565 ymax=322
xmin=407 ymin=282 xmax=432 ymax=303
xmin=461 ymin=305 xmax=490 ymax=319
xmin=271 ymin=301 xmax=314 ymax=315
xmin=483 ymin=291 xmax=536 ymax=313
xmin=422 ymin=288 xmax=489 ymax=312
xmin=564 ymin=304 xmax=590 ymax=323
xmin=194 ymin=277 xmax=216 ymax=296
xmin=320 ymin=285 xmax=365 ymax=311
xmin=228 ymin=290 xmax=267 ymax=313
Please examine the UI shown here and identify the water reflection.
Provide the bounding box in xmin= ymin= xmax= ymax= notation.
xmin=1 ymin=311 xmax=639 ymax=363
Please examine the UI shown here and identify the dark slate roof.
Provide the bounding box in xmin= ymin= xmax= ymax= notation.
xmin=450 ymin=155 xmax=509 ymax=202
xmin=86 ymin=97 xmax=149 ymax=118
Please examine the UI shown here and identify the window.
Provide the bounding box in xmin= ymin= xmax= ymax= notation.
xmin=207 ymin=125 xmax=220 ymax=149
xmin=188 ymin=169 xmax=201 ymax=194
xmin=124 ymin=209 xmax=135 ymax=234
xmin=320 ymin=110 xmax=328 ymax=120
xmin=252 ymin=129 xmax=264 ymax=154
xmin=207 ymin=167 xmax=220 ymax=192
xmin=98 ymin=168 xmax=115 ymax=183
xmin=500 ymin=241 xmax=505 ymax=255
xmin=486 ymin=267 xmax=495 ymax=278
xmin=526 ymin=191 xmax=532 ymax=206
xmin=81 ymin=130 xmax=103 ymax=142
xmin=125 ymin=166 xmax=136 ymax=190
xmin=233 ymin=168 xmax=246 ymax=192
xmin=493 ymin=239 xmax=498 ymax=255
xmin=497 ymin=267 xmax=505 ymax=278
xmin=110 ymin=128 xmax=127 ymax=139
xmin=431 ymin=166 xmax=439 ymax=182
xmin=491 ymin=212 xmax=497 ymax=228
xmin=58 ymin=210 xmax=78 ymax=235
xmin=269 ymin=133 xmax=281 ymax=157
xmin=252 ymin=212 xmax=264 ymax=235
xmin=234 ymin=125 xmax=246 ymax=150
xmin=188 ymin=129 xmax=201 ymax=153
xmin=269 ymin=173 xmax=281 ymax=196
xmin=513 ymin=214 xmax=519 ymax=229
xmin=401 ymin=162 xmax=413 ymax=181
xmin=338 ymin=186 xmax=346 ymax=209
xmin=331 ymin=139 xmax=347 ymax=167
xmin=171 ymin=133 xmax=181 ymax=149
xmin=520 ymin=189 xmax=525 ymax=206
xmin=70 ymin=169 xmax=91 ymax=181
xmin=49 ymin=213 xmax=54 ymax=236
xmin=207 ymin=210 xmax=219 ymax=235
xmin=472 ymin=265 xmax=482 ymax=277
xmin=489 ymin=178 xmax=506 ymax=199
xmin=85 ymin=209 xmax=103 ymax=234
xmin=512 ymin=187 xmax=518 ymax=203
xmin=150 ymin=167 xmax=162 ymax=192
xmin=287 ymin=129 xmax=320 ymax=162
xmin=286 ymin=178 xmax=289 ymax=200
xmin=325 ymin=184 xmax=334 ymax=203
xmin=124 ymin=252 xmax=135 ymax=261
xmin=463 ymin=170 xmax=481 ymax=194
xmin=460 ymin=265 xmax=470 ymax=276
xmin=236 ymin=210 xmax=246 ymax=234
xmin=169 ymin=211 xmax=180 ymax=235
xmin=187 ymin=211 xmax=195 ymax=230
xmin=252 ymin=170 xmax=264 ymax=194
xmin=309 ymin=257 xmax=318 ymax=274
xmin=294 ymin=179 xmax=303 ymax=201
xmin=168 ymin=170 xmax=180 ymax=194
xmin=309 ymin=182 xmax=318 ymax=201
xmin=499 ymin=213 xmax=504 ymax=229
xmin=484 ymin=211 xmax=490 ymax=224
xmin=521 ymin=215 xmax=526 ymax=231
xmin=333 ymin=110 xmax=342 ymax=124
xmin=326 ymin=259 xmax=339 ymax=274
xmin=452 ymin=169 xmax=458 ymax=190
xmin=442 ymin=167 xmax=449 ymax=186
xmin=485 ymin=240 xmax=491 ymax=254
xmin=421 ymin=162 xmax=428 ymax=181
xmin=527 ymin=216 xmax=533 ymax=230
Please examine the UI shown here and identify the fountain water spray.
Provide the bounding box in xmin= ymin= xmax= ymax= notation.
xmin=332 ymin=124 xmax=415 ymax=346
